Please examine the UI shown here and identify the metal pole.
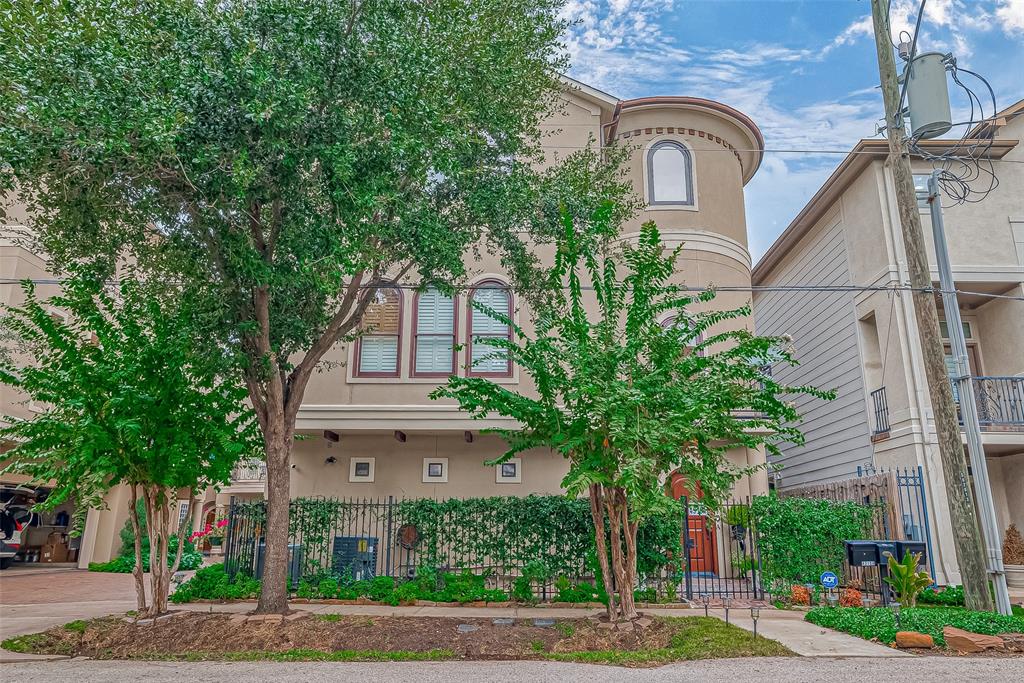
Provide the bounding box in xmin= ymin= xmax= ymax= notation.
xmin=926 ymin=172 xmax=1012 ymax=615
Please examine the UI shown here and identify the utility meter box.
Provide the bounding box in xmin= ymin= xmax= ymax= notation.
xmin=905 ymin=52 xmax=952 ymax=139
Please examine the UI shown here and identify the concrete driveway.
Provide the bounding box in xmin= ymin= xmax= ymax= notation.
xmin=0 ymin=567 xmax=141 ymax=642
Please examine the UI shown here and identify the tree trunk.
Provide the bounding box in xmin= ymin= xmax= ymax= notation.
xmin=255 ymin=410 xmax=294 ymax=614
xmin=605 ymin=488 xmax=637 ymax=621
xmin=589 ymin=484 xmax=617 ymax=620
xmin=128 ymin=484 xmax=148 ymax=616
xmin=620 ymin=489 xmax=640 ymax=611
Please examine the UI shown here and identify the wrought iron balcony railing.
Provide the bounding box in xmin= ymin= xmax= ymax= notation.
xmin=231 ymin=460 xmax=267 ymax=482
xmin=870 ymin=386 xmax=890 ymax=436
xmin=963 ymin=376 xmax=1024 ymax=428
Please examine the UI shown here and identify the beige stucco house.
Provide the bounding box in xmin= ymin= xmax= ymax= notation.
xmin=3 ymin=77 xmax=770 ymax=566
xmin=752 ymin=100 xmax=1024 ymax=585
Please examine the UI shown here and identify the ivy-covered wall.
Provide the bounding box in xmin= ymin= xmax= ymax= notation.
xmin=226 ymin=495 xmax=685 ymax=588
xmin=751 ymin=494 xmax=878 ymax=591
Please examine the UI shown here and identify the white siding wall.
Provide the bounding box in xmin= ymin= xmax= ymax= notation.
xmin=753 ymin=210 xmax=874 ymax=487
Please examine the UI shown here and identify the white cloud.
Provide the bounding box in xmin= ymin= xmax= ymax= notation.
xmin=996 ymin=0 xmax=1024 ymax=33
xmin=560 ymin=0 xmax=1020 ymax=262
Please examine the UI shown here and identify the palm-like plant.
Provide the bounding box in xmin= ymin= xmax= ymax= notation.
xmin=884 ymin=551 xmax=933 ymax=607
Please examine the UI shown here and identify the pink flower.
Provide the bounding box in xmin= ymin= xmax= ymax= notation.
xmin=216 ymin=519 xmax=228 ymax=528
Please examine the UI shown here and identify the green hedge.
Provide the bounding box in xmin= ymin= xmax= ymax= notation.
xmin=172 ymin=563 xmax=667 ymax=606
xmin=89 ymin=536 xmax=202 ymax=573
xmin=170 ymin=564 xmax=260 ymax=603
xmin=751 ymin=494 xmax=877 ymax=591
xmin=806 ymin=606 xmax=1024 ymax=646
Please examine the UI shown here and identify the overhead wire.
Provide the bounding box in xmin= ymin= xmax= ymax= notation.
xmin=2 ymin=278 xmax=1022 ymax=302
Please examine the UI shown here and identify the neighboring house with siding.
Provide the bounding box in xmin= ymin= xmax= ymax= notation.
xmin=752 ymin=100 xmax=1024 ymax=585
xmin=3 ymin=76 xmax=771 ymax=568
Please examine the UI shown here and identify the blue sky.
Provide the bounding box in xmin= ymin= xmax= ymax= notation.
xmin=561 ymin=0 xmax=1024 ymax=261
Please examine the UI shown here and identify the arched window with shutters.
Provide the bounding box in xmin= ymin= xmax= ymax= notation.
xmin=467 ymin=281 xmax=512 ymax=377
xmin=413 ymin=286 xmax=456 ymax=376
xmin=355 ymin=286 xmax=402 ymax=377
xmin=662 ymin=315 xmax=702 ymax=356
xmin=647 ymin=140 xmax=694 ymax=206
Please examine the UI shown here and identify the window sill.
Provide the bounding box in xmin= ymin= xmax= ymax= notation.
xmin=644 ymin=204 xmax=699 ymax=212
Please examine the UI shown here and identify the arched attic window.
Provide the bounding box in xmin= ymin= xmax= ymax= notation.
xmin=647 ymin=140 xmax=695 ymax=206
xmin=661 ymin=315 xmax=702 ymax=356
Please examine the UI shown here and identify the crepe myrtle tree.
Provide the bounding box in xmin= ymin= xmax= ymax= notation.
xmin=0 ymin=272 xmax=259 ymax=617
xmin=0 ymin=0 xmax=635 ymax=612
xmin=432 ymin=206 xmax=831 ymax=621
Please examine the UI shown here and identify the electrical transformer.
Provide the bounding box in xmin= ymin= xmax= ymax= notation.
xmin=904 ymin=52 xmax=952 ymax=139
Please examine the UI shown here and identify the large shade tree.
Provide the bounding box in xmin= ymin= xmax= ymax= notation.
xmin=433 ymin=207 xmax=830 ymax=621
xmin=0 ymin=273 xmax=259 ymax=616
xmin=0 ymin=0 xmax=630 ymax=612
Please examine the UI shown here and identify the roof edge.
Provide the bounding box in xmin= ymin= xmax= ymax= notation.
xmin=752 ymin=138 xmax=1018 ymax=283
xmin=611 ymin=96 xmax=765 ymax=183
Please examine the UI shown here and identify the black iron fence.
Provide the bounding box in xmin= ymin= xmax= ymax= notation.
xmin=223 ymin=495 xmax=766 ymax=601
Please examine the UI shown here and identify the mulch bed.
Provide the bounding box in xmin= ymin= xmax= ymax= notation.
xmin=19 ymin=613 xmax=673 ymax=660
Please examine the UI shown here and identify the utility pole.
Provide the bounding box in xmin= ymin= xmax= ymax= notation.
xmin=926 ymin=172 xmax=1012 ymax=615
xmin=869 ymin=0 xmax=994 ymax=612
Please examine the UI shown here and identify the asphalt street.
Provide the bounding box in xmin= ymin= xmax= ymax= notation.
xmin=4 ymin=656 xmax=1022 ymax=682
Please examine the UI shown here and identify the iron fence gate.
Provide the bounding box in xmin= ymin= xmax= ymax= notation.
xmin=845 ymin=465 xmax=934 ymax=597
xmin=677 ymin=497 xmax=764 ymax=601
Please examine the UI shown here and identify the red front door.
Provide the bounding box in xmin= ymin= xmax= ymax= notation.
xmin=686 ymin=514 xmax=718 ymax=574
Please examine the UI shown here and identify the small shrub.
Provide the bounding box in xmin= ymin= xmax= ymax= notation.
xmin=839 ymin=587 xmax=863 ymax=607
xmin=790 ymin=585 xmax=811 ymax=606
xmin=806 ymin=606 xmax=1024 ymax=647
xmin=63 ymin=620 xmax=88 ymax=633
xmin=633 ymin=587 xmax=658 ymax=603
xmin=367 ymin=576 xmax=395 ymax=601
xmin=1003 ymin=524 xmax=1024 ymax=565
xmin=169 ymin=564 xmax=260 ymax=603
xmin=553 ymin=576 xmax=603 ymax=604
xmin=919 ymin=584 xmax=964 ymax=606
xmin=883 ymin=551 xmax=931 ymax=607
xmin=317 ymin=578 xmax=339 ymax=600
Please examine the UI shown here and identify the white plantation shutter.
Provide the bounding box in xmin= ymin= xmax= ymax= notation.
xmin=414 ymin=287 xmax=455 ymax=374
xmin=359 ymin=335 xmax=399 ymax=373
xmin=357 ymin=287 xmax=400 ymax=375
xmin=470 ymin=285 xmax=511 ymax=374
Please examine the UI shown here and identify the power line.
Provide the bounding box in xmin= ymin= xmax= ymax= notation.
xmin=535 ymin=145 xmax=1024 ymax=162
xmin=3 ymin=278 xmax=1022 ymax=302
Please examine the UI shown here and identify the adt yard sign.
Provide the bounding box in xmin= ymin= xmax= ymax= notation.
xmin=820 ymin=571 xmax=839 ymax=589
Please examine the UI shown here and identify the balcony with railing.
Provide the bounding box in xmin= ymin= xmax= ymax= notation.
xmin=870 ymin=386 xmax=890 ymax=441
xmin=226 ymin=460 xmax=267 ymax=492
xmin=959 ymin=376 xmax=1024 ymax=430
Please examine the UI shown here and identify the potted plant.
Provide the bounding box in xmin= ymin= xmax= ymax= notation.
xmin=1004 ymin=524 xmax=1024 ymax=588
xmin=189 ymin=517 xmax=229 ymax=552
